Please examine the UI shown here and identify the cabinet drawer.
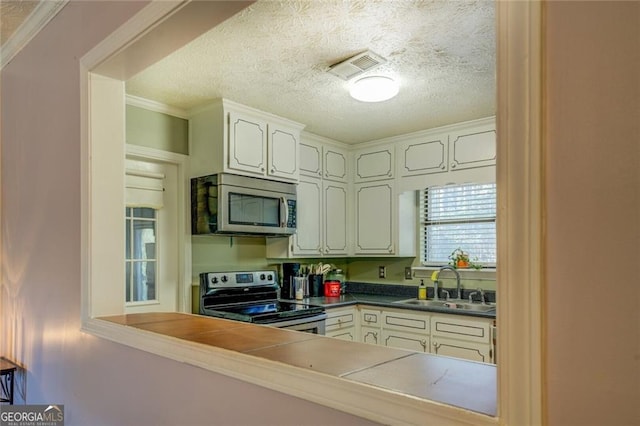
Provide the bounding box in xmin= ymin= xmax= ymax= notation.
xmin=430 ymin=315 xmax=492 ymax=344
xmin=360 ymin=308 xmax=381 ymax=327
xmin=326 ymin=310 xmax=355 ymax=330
xmin=382 ymin=311 xmax=429 ymax=333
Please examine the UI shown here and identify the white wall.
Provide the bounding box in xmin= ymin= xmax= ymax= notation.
xmin=544 ymin=2 xmax=640 ymax=425
xmin=0 ymin=2 xmax=377 ymax=425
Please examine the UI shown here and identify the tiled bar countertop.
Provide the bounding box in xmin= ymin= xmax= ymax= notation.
xmin=100 ymin=312 xmax=496 ymax=417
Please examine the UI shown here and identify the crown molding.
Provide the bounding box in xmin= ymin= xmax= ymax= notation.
xmin=126 ymin=94 xmax=189 ymax=119
xmin=1 ymin=0 xmax=69 ymax=69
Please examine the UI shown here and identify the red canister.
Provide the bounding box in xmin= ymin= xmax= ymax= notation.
xmin=324 ymin=280 xmax=341 ymax=297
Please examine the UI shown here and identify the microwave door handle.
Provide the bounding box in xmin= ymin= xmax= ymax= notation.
xmin=280 ymin=196 xmax=288 ymax=228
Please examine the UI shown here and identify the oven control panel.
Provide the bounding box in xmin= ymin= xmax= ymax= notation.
xmin=202 ymin=270 xmax=277 ymax=289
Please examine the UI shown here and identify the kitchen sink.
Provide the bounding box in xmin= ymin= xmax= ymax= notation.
xmin=394 ymin=299 xmax=448 ymax=308
xmin=394 ymin=298 xmax=496 ymax=313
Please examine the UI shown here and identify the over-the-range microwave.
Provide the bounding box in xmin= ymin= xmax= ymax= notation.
xmin=191 ymin=173 xmax=297 ymax=236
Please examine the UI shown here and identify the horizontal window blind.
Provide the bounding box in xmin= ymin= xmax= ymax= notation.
xmin=125 ymin=168 xmax=165 ymax=209
xmin=420 ymin=182 xmax=496 ymax=266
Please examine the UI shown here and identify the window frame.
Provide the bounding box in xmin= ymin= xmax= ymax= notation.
xmin=420 ymin=182 xmax=497 ymax=268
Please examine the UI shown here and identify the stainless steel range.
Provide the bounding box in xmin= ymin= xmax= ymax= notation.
xmin=199 ymin=270 xmax=326 ymax=334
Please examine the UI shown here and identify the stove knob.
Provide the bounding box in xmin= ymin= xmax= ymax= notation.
xmin=220 ymin=275 xmax=228 ymax=283
xmin=267 ymin=274 xmax=273 ymax=281
xmin=260 ymin=273 xmax=266 ymax=281
xmin=211 ymin=277 xmax=218 ymax=284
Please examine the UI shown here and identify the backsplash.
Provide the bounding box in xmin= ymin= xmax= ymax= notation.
xmin=192 ymin=236 xmax=496 ymax=292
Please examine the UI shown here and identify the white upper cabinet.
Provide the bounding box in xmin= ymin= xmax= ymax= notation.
xmin=398 ymin=133 xmax=449 ymax=176
xmin=395 ymin=117 xmax=496 ymax=190
xmin=267 ymin=133 xmax=349 ymax=258
xmin=354 ymin=145 xmax=394 ymax=182
xmin=449 ymin=122 xmax=496 ymax=171
xmin=268 ymin=126 xmax=300 ymax=179
xmin=190 ymin=99 xmax=304 ymax=182
xmin=324 ymin=146 xmax=349 ymax=182
xmin=299 ymin=139 xmax=322 ymax=177
xmin=299 ymin=133 xmax=348 ymax=182
xmin=227 ymin=111 xmax=268 ymax=175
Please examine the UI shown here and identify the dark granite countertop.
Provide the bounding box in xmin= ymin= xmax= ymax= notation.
xmin=285 ymin=282 xmax=497 ymax=319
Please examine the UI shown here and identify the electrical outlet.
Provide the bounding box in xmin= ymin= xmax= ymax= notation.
xmin=404 ymin=267 xmax=413 ymax=279
xmin=378 ymin=266 xmax=386 ymax=279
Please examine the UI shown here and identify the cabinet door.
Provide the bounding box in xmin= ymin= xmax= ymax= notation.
xmin=326 ymin=328 xmax=356 ymax=341
xmin=449 ymin=125 xmax=496 ymax=171
xmin=324 ymin=146 xmax=348 ymax=182
xmin=361 ymin=326 xmax=380 ymax=345
xmin=228 ymin=111 xmax=267 ymax=176
xmin=299 ymin=140 xmax=322 ymax=178
xmin=354 ymin=182 xmax=394 ymax=254
xmin=381 ymin=330 xmax=429 ymax=352
xmin=398 ymin=134 xmax=448 ymax=176
xmin=268 ymin=125 xmax=299 ymax=181
xmin=431 ymin=338 xmax=492 ymax=363
xmin=292 ymin=177 xmax=323 ymax=256
xmin=324 ymin=182 xmax=348 ymax=255
xmin=354 ymin=146 xmax=394 ymax=182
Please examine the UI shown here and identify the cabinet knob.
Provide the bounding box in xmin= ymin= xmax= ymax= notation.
xmin=319 ymin=171 xmax=322 ymax=176
xmin=261 ymin=167 xmax=265 ymax=172
xmin=270 ymin=168 xmax=274 ymax=173
xmin=441 ymin=165 xmax=446 ymax=170
xmin=451 ymin=163 xmax=457 ymax=169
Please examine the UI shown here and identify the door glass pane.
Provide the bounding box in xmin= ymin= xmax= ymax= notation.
xmin=131 ymin=260 xmax=156 ymax=302
xmin=125 ymin=208 xmax=158 ymax=303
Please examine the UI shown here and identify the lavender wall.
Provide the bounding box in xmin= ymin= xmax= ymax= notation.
xmin=0 ymin=2 xmax=376 ymax=425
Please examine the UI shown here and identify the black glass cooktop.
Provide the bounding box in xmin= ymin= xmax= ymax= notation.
xmin=203 ymin=300 xmax=324 ymax=324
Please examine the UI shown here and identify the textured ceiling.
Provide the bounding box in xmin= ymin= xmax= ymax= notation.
xmin=0 ymin=0 xmax=40 ymax=45
xmin=126 ymin=0 xmax=496 ymax=145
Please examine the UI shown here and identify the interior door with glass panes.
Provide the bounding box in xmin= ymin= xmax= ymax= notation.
xmin=125 ymin=159 xmax=179 ymax=313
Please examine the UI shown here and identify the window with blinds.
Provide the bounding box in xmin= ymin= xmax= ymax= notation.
xmin=420 ymin=182 xmax=497 ymax=266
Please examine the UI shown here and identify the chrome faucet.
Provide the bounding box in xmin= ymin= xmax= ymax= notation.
xmin=434 ymin=266 xmax=462 ymax=300
xmin=468 ymin=288 xmax=485 ymax=304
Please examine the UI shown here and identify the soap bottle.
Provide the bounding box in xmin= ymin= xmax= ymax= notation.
xmin=418 ymin=279 xmax=427 ymax=300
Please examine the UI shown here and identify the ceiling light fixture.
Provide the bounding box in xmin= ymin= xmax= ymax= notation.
xmin=349 ymin=76 xmax=399 ymax=102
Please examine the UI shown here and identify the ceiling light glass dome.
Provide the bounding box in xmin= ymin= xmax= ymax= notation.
xmin=349 ymin=76 xmax=399 ymax=102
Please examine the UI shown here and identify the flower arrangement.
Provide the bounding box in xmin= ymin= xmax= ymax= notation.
xmin=448 ymin=248 xmax=482 ymax=269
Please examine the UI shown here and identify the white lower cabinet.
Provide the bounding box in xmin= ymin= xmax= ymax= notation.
xmin=354 ymin=305 xmax=495 ymax=364
xmin=360 ymin=307 xmax=382 ymax=345
xmin=381 ymin=308 xmax=430 ymax=352
xmin=325 ymin=306 xmax=357 ymax=341
xmin=430 ymin=313 xmax=494 ymax=363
